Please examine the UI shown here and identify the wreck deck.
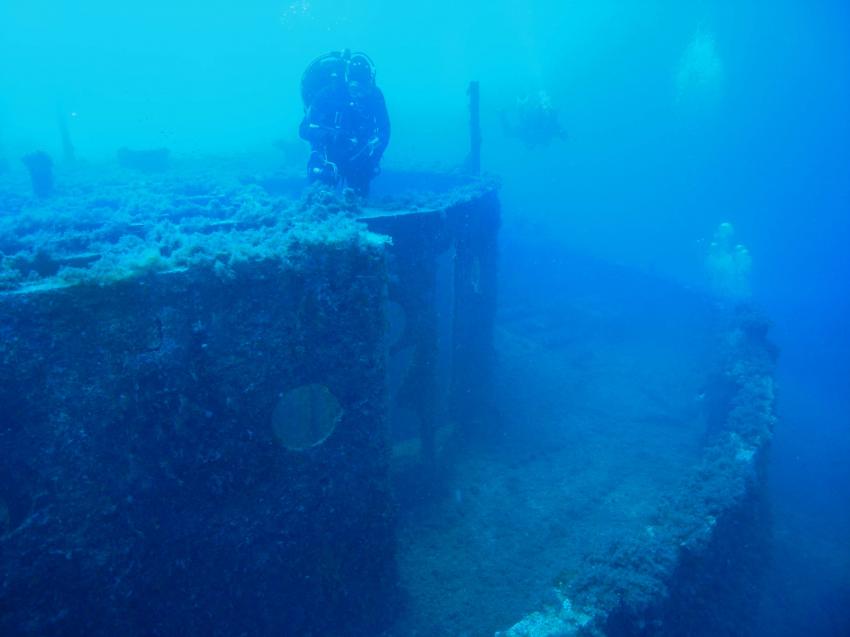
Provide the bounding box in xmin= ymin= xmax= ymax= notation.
xmin=390 ymin=248 xmax=775 ymax=636
xmin=0 ymin=161 xmax=775 ymax=637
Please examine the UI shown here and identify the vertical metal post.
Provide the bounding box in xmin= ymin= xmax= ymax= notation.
xmin=467 ymin=81 xmax=481 ymax=175
xmin=449 ymin=192 xmax=499 ymax=435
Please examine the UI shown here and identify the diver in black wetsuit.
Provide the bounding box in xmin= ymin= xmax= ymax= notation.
xmin=299 ymin=50 xmax=390 ymax=197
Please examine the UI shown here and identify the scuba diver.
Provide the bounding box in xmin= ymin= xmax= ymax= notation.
xmin=501 ymin=90 xmax=567 ymax=148
xmin=299 ymin=50 xmax=390 ymax=197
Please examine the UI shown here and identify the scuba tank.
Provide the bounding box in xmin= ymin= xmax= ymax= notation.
xmin=300 ymin=50 xmax=376 ymax=107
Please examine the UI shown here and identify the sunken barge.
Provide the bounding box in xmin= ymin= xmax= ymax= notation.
xmin=0 ymin=163 xmax=775 ymax=636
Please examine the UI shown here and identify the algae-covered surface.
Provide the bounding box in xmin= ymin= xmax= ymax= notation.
xmin=0 ymin=158 xmax=400 ymax=637
xmin=1 ymin=161 xmax=775 ymax=637
xmin=0 ymin=159 xmax=389 ymax=294
xmin=390 ymin=256 xmax=732 ymax=636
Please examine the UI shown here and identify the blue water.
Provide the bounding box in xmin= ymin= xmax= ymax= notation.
xmin=1 ymin=1 xmax=848 ymax=635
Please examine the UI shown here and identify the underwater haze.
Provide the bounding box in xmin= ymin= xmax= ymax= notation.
xmin=1 ymin=1 xmax=849 ymax=636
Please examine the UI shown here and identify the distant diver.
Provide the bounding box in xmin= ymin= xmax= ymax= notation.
xmin=299 ymin=50 xmax=390 ymax=197
xmin=501 ymin=90 xmax=567 ymax=148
